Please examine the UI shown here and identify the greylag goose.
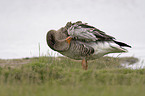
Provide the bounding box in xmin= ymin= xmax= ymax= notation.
xmin=46 ymin=21 xmax=131 ymax=70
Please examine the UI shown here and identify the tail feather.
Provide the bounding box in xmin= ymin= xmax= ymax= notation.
xmin=113 ymin=40 xmax=131 ymax=48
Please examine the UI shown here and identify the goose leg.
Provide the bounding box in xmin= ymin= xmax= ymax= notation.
xmin=66 ymin=36 xmax=72 ymax=44
xmin=82 ymin=59 xmax=88 ymax=70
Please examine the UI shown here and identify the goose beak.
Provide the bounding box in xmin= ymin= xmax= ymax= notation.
xmin=66 ymin=36 xmax=72 ymax=44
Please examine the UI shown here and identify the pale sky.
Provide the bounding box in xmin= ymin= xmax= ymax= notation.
xmin=0 ymin=0 xmax=145 ymax=59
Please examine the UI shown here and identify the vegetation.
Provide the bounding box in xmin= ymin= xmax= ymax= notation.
xmin=0 ymin=56 xmax=144 ymax=96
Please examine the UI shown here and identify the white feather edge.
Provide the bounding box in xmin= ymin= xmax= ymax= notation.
xmin=88 ymin=41 xmax=127 ymax=56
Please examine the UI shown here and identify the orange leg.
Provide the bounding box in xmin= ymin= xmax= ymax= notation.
xmin=81 ymin=59 xmax=88 ymax=70
xmin=66 ymin=36 xmax=72 ymax=44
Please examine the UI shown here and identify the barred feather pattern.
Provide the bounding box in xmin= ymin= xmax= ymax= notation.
xmin=67 ymin=23 xmax=115 ymax=42
xmin=60 ymin=40 xmax=94 ymax=60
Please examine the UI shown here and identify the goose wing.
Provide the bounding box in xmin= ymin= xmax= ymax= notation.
xmin=67 ymin=21 xmax=115 ymax=41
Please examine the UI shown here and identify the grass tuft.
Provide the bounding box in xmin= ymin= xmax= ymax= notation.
xmin=0 ymin=56 xmax=144 ymax=96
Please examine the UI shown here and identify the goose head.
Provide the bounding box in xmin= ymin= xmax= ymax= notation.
xmin=46 ymin=30 xmax=70 ymax=52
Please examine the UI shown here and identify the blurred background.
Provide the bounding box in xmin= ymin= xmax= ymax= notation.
xmin=0 ymin=0 xmax=145 ymax=62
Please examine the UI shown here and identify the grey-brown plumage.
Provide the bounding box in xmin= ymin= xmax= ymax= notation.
xmin=46 ymin=29 xmax=69 ymax=52
xmin=46 ymin=28 xmax=94 ymax=60
xmin=67 ymin=21 xmax=115 ymax=41
xmin=60 ymin=40 xmax=94 ymax=60
xmin=46 ymin=21 xmax=131 ymax=70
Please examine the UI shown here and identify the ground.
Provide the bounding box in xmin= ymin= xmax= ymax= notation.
xmin=0 ymin=56 xmax=144 ymax=96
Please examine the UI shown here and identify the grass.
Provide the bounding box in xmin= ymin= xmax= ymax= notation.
xmin=0 ymin=56 xmax=144 ymax=96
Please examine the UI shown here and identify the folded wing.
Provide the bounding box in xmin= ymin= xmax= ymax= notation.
xmin=67 ymin=21 xmax=115 ymax=42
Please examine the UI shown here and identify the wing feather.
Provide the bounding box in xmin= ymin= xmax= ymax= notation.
xmin=67 ymin=21 xmax=115 ymax=41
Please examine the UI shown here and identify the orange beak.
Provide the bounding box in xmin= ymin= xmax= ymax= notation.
xmin=66 ymin=36 xmax=72 ymax=44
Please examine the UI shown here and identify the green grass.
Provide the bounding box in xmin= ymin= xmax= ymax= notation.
xmin=0 ymin=56 xmax=144 ymax=96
